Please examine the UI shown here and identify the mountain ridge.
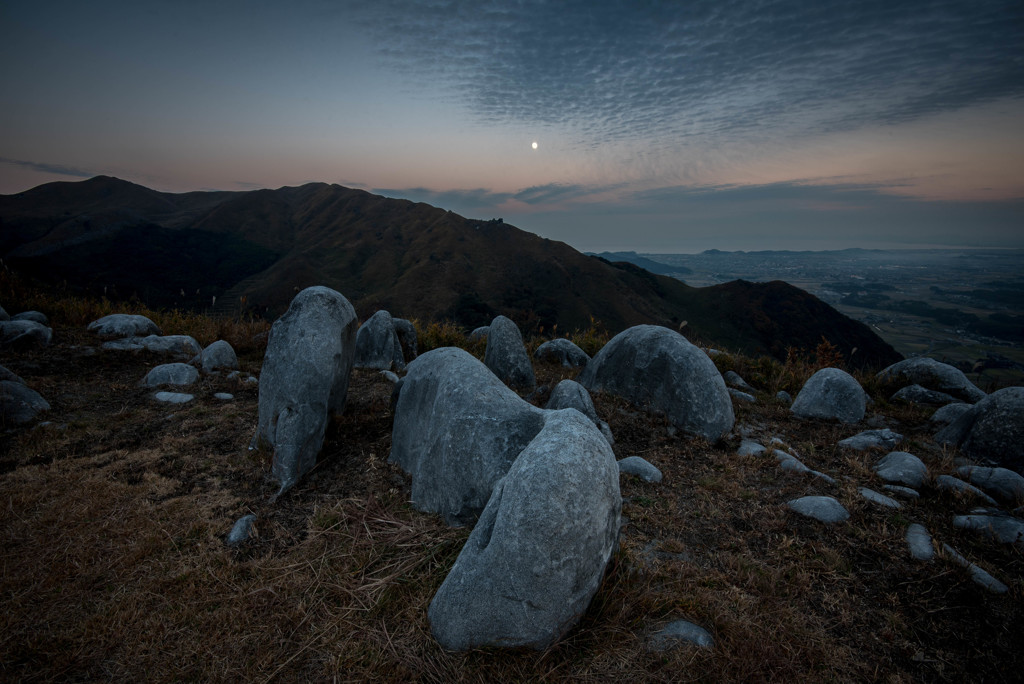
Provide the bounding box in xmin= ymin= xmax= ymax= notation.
xmin=0 ymin=176 xmax=902 ymax=368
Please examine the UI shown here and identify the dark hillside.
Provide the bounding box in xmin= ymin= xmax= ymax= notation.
xmin=1 ymin=177 xmax=901 ymax=369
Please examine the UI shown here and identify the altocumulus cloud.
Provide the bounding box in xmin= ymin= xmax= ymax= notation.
xmin=353 ymin=0 xmax=1024 ymax=148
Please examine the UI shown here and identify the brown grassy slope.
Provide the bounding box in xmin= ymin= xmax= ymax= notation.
xmin=0 ymin=319 xmax=1019 ymax=683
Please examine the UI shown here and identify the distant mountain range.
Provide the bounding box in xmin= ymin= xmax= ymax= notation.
xmin=0 ymin=176 xmax=901 ymax=368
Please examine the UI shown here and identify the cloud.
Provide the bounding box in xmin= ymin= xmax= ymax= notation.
xmin=354 ymin=1 xmax=1024 ymax=148
xmin=0 ymin=157 xmax=94 ymax=178
xmin=373 ymin=186 xmax=513 ymax=210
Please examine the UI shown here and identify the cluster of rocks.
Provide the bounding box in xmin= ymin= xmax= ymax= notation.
xmin=1 ymin=308 xmax=53 ymax=425
xmin=89 ymin=313 xmax=248 ymax=405
xmin=9 ymin=290 xmax=1022 ymax=651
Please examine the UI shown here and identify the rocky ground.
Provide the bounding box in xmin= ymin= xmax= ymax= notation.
xmin=1 ymin=323 xmax=1022 ymax=682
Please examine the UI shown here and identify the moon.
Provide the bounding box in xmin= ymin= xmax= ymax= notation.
xmin=531 ymin=141 xmax=538 ymax=150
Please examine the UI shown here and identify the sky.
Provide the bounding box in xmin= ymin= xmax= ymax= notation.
xmin=1 ymin=0 xmax=1022 ymax=253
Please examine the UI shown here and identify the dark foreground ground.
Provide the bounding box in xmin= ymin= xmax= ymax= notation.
xmin=1 ymin=325 xmax=1022 ymax=682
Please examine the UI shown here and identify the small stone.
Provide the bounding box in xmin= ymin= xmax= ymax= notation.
xmin=776 ymin=390 xmax=792 ymax=405
xmin=379 ymin=370 xmax=400 ymax=384
xmin=786 ymin=496 xmax=849 ymax=523
xmin=883 ymin=485 xmax=920 ymax=499
xmin=154 ymin=391 xmax=194 ymax=404
xmin=859 ymin=487 xmax=901 ymax=509
xmin=874 ymin=452 xmax=928 ymax=489
xmin=214 ymin=393 xmax=234 ymax=401
xmin=838 ymin=428 xmax=903 ymax=452
xmin=141 ymin=363 xmax=199 ymax=388
xmin=891 ymin=384 xmax=957 ymax=406
xmin=617 ymin=456 xmax=663 ymax=483
xmin=227 ymin=514 xmax=256 ymax=545
xmin=647 ymin=620 xmax=715 ymax=651
xmin=723 ymin=370 xmax=753 ymax=391
xmin=906 ymin=524 xmax=934 ymax=561
xmin=728 ymin=388 xmax=755 ymax=403
xmin=737 ymin=439 xmax=766 ymax=457
xmin=941 ymin=544 xmax=1008 ymax=594
xmin=935 ymin=475 xmax=998 ymax=505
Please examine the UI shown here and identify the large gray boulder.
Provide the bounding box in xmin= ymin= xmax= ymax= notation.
xmin=428 ymin=409 xmax=621 ymax=651
xmin=88 ymin=313 xmax=161 ymax=339
xmin=877 ymin=357 xmax=985 ymax=403
xmin=140 ymin=363 xmax=199 ymax=387
xmin=936 ymin=387 xmax=1024 ymax=474
xmin=0 ymin=320 xmax=52 ymax=349
xmin=930 ymin=402 xmax=972 ymax=426
xmin=254 ymin=286 xmax=358 ymax=496
xmin=0 ymin=305 xmax=8 ymax=321
xmin=0 ymin=380 xmax=50 ymax=425
xmin=12 ymin=311 xmax=48 ymax=325
xmin=838 ymin=428 xmax=903 ymax=452
xmin=102 ymin=334 xmax=201 ymax=359
xmin=534 ymin=338 xmax=590 ymax=368
xmin=578 ymin=325 xmax=734 ymax=442
xmin=197 ymin=340 xmax=238 ymax=373
xmin=354 ymin=310 xmax=405 ymax=371
xmin=791 ymin=368 xmax=865 ymax=424
xmin=390 ymin=348 xmax=545 ymax=525
xmin=483 ymin=315 xmax=535 ymax=391
xmin=392 ymin=318 xmax=418 ymax=362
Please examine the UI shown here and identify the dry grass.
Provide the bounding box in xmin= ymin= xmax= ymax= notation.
xmin=1 ymin=314 xmax=1022 ymax=682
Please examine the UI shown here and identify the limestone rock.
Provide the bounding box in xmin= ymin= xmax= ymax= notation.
xmin=254 ymin=286 xmax=358 ymax=497
xmin=891 ymin=384 xmax=957 ymax=406
xmin=930 ymin=402 xmax=972 ymax=426
xmin=0 ymin=363 xmax=25 ymax=385
xmin=647 ymin=620 xmax=715 ymax=651
xmin=0 ymin=380 xmax=50 ymax=425
xmin=0 ymin=305 xmax=7 ymax=321
xmin=956 ymin=466 xmax=1024 ymax=503
xmin=546 ymin=379 xmax=598 ymax=423
xmin=198 ymin=340 xmax=238 ymax=373
xmin=787 ymin=496 xmax=849 ymax=523
xmin=102 ymin=334 xmax=201 ymax=359
xmin=140 ymin=363 xmax=199 ymax=388
xmin=578 ymin=325 xmax=734 ymax=442
xmin=791 ymin=368 xmax=866 ymax=424
xmin=776 ymin=390 xmax=793 ymax=405
xmin=354 ymin=310 xmax=405 ymax=372
xmin=906 ymin=523 xmax=934 ymax=561
xmin=877 ymin=357 xmax=985 ymax=403
xmin=953 ymin=514 xmax=1024 ymax=547
xmin=935 ymin=475 xmax=998 ymax=505
xmin=483 ymin=315 xmax=535 ymax=391
xmin=723 ymin=370 xmax=753 ymax=391
xmin=838 ymin=428 xmax=903 ymax=452
xmin=469 ymin=326 xmax=489 ymax=342
xmin=11 ymin=311 xmax=48 ymax=325
xmin=88 ymin=313 xmax=161 ymax=339
xmin=154 ymin=391 xmax=194 ymax=404
xmin=390 ymin=347 xmax=545 ymax=525
xmin=883 ymin=485 xmax=921 ymax=499
xmin=214 ymin=393 xmax=234 ymax=400
xmin=534 ymin=338 xmax=590 ymax=368
xmin=859 ymin=487 xmax=901 ymax=508
xmin=941 ymin=544 xmax=1008 ymax=594
xmin=0 ymin=320 xmax=52 ymax=349
xmin=227 ymin=514 xmax=256 ymax=545
xmin=392 ymin=318 xmax=418 ymax=362
xmin=936 ymin=387 xmax=1024 ymax=475
xmin=737 ymin=439 xmax=766 ymax=457
xmin=428 ymin=409 xmax=620 ymax=651
xmin=618 ymin=456 xmax=663 ymax=483
xmin=874 ymin=451 xmax=928 ymax=489
xmin=728 ymin=388 xmax=755 ymax=403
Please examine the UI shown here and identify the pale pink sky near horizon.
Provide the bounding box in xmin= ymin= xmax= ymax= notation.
xmin=2 ymin=0 xmax=1022 ymax=253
